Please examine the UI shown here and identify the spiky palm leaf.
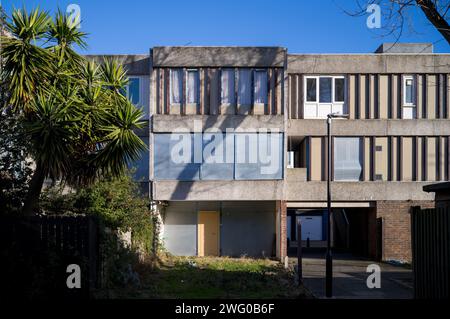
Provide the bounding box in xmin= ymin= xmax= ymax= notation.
xmin=1 ymin=7 xmax=52 ymax=111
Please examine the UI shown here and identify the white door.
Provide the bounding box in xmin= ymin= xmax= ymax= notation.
xmin=298 ymin=216 xmax=322 ymax=240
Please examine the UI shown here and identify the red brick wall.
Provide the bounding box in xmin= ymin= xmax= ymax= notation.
xmin=376 ymin=201 xmax=434 ymax=262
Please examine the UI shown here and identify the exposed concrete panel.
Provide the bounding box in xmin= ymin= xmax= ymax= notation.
xmin=375 ymin=43 xmax=433 ymax=54
xmin=287 ymin=119 xmax=450 ymax=136
xmin=153 ymin=47 xmax=286 ymax=67
xmin=152 ymin=115 xmax=284 ymax=132
xmin=286 ymin=181 xmax=435 ymax=201
xmin=221 ymin=201 xmax=275 ymax=257
xmin=287 ymin=54 xmax=450 ymax=74
xmin=286 ymin=168 xmax=307 ymax=182
xmin=153 ymin=180 xmax=284 ymax=201
xmin=85 ymin=54 xmax=150 ymax=75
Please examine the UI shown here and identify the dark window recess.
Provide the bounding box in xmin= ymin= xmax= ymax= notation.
xmin=375 ymin=145 xmax=382 ymax=152
xmin=375 ymin=174 xmax=383 ymax=181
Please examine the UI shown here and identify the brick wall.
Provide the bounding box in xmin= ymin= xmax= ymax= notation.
xmin=376 ymin=200 xmax=434 ymax=262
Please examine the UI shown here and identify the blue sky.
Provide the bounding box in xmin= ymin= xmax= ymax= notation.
xmin=3 ymin=0 xmax=449 ymax=54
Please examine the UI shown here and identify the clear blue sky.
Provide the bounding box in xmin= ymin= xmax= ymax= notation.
xmin=3 ymin=0 xmax=450 ymax=54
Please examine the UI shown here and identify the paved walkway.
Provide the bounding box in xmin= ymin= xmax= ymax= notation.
xmin=291 ymin=253 xmax=413 ymax=299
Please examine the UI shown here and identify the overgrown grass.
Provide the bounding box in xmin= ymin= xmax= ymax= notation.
xmin=96 ymin=255 xmax=311 ymax=299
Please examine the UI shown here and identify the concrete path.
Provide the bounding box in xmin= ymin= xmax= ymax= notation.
xmin=291 ymin=253 xmax=413 ymax=299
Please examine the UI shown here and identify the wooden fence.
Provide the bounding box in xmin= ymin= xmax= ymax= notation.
xmin=0 ymin=215 xmax=99 ymax=299
xmin=411 ymin=206 xmax=450 ymax=299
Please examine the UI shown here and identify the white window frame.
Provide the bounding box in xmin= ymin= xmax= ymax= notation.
xmin=186 ymin=68 xmax=200 ymax=105
xmin=402 ymin=75 xmax=416 ymax=107
xmin=303 ymin=75 xmax=347 ymax=118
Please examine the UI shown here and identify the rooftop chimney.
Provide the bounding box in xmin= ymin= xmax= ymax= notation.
xmin=375 ymin=43 xmax=433 ymax=54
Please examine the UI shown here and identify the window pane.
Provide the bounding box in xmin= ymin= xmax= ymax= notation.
xmin=153 ymin=134 xmax=200 ymax=181
xmin=405 ymin=78 xmax=413 ymax=104
xmin=128 ymin=78 xmax=140 ymax=105
xmin=238 ymin=69 xmax=252 ymax=105
xmin=221 ymin=69 xmax=235 ymax=105
xmin=319 ymin=77 xmax=332 ymax=103
xmin=333 ymin=137 xmax=362 ymax=181
xmin=187 ymin=70 xmax=199 ymax=104
xmin=306 ymin=78 xmax=317 ymax=102
xmin=170 ymin=69 xmax=183 ymax=104
xmin=235 ymin=133 xmax=283 ymax=180
xmin=334 ymin=78 xmax=344 ymax=102
xmin=129 ymin=136 xmax=148 ymax=181
xmin=254 ymin=70 xmax=268 ymax=104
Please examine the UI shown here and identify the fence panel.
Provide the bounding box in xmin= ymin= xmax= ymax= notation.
xmin=411 ymin=206 xmax=450 ymax=299
xmin=0 ymin=215 xmax=99 ymax=299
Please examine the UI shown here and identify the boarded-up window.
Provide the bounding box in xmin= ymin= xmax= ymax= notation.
xmin=238 ymin=69 xmax=252 ymax=105
xmin=186 ymin=69 xmax=199 ymax=104
xmin=254 ymin=70 xmax=268 ymax=104
xmin=334 ymin=137 xmax=362 ymax=181
xmin=221 ymin=69 xmax=235 ymax=105
xmin=170 ymin=68 xmax=183 ymax=104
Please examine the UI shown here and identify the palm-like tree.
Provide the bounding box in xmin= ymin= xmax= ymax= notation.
xmin=1 ymin=7 xmax=146 ymax=215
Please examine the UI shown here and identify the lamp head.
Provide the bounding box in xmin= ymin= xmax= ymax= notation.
xmin=327 ymin=113 xmax=349 ymax=119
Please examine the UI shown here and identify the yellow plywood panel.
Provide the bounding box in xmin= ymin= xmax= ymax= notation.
xmin=369 ymin=75 xmax=375 ymax=119
xmin=365 ymin=137 xmax=371 ymax=181
xmin=427 ymin=137 xmax=436 ymax=181
xmin=310 ymin=137 xmax=322 ymax=181
xmin=375 ymin=137 xmax=388 ymax=181
xmin=348 ymin=75 xmax=356 ymax=119
xmin=379 ymin=75 xmax=389 ymax=119
xmin=359 ymin=75 xmax=366 ymax=119
xmin=392 ymin=75 xmax=399 ymax=119
xmin=417 ymin=137 xmax=423 ymax=181
xmin=427 ymin=75 xmax=437 ymax=119
xmin=197 ymin=211 xmax=220 ymax=256
xmin=402 ymin=137 xmax=413 ymax=181
xmin=417 ymin=75 xmax=423 ymax=119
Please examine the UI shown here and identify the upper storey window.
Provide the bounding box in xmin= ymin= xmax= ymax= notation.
xmin=170 ymin=68 xmax=183 ymax=105
xmin=304 ymin=76 xmax=346 ymax=119
xmin=124 ymin=76 xmax=149 ymax=119
xmin=254 ymin=70 xmax=268 ymax=104
xmin=238 ymin=69 xmax=252 ymax=106
xmin=127 ymin=77 xmax=141 ymax=105
xmin=186 ymin=69 xmax=199 ymax=104
xmin=402 ymin=75 xmax=416 ymax=119
xmin=221 ymin=69 xmax=235 ymax=105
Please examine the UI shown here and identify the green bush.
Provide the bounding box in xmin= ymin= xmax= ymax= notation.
xmin=40 ymin=173 xmax=154 ymax=288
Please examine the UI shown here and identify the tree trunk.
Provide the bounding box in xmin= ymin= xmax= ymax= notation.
xmin=22 ymin=161 xmax=46 ymax=216
xmin=416 ymin=0 xmax=450 ymax=45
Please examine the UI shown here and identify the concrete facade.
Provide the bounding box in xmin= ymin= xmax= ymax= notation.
xmin=98 ymin=44 xmax=449 ymax=262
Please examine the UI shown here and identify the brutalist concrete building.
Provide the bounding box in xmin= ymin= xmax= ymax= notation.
xmin=93 ymin=43 xmax=450 ymax=262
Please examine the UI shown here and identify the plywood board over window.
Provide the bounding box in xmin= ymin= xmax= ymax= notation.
xmin=427 ymin=75 xmax=437 ymax=119
xmin=375 ymin=137 xmax=388 ymax=181
xmin=401 ymin=137 xmax=413 ymax=181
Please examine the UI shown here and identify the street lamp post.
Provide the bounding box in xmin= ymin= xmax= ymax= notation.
xmin=326 ymin=113 xmax=349 ymax=298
